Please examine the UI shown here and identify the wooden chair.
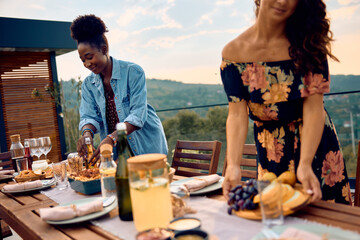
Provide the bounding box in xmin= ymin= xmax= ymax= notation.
xmin=0 ymin=151 xmax=13 ymax=238
xmin=222 ymin=144 xmax=257 ymax=182
xmin=171 ymin=140 xmax=222 ymax=177
xmin=354 ymin=140 xmax=360 ymax=207
xmin=0 ymin=151 xmax=13 ymax=170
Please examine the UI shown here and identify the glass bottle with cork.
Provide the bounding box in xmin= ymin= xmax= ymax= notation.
xmin=10 ymin=134 xmax=25 ymax=172
xmin=24 ymin=139 xmax=33 ymax=170
xmin=84 ymin=137 xmax=93 ymax=168
xmin=99 ymin=143 xmax=117 ymax=198
xmin=115 ymin=122 xmax=134 ymax=221
xmin=127 ymin=154 xmax=173 ymax=232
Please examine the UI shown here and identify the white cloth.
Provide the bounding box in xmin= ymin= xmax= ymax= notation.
xmin=3 ymin=180 xmax=42 ymax=191
xmin=182 ymin=174 xmax=221 ymax=192
xmin=41 ymin=184 xmax=360 ymax=240
xmin=40 ymin=200 xmax=103 ymax=221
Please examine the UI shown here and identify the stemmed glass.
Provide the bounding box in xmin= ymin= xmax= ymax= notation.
xmin=40 ymin=136 xmax=52 ymax=160
xmin=29 ymin=138 xmax=42 ymax=160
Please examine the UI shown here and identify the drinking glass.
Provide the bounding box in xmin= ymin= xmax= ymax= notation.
xmin=53 ymin=161 xmax=68 ymax=190
xmin=40 ymin=136 xmax=52 ymax=159
xmin=29 ymin=138 xmax=42 ymax=160
xmin=257 ymin=180 xmax=284 ymax=228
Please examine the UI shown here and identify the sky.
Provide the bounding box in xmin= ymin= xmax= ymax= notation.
xmin=1 ymin=0 xmax=360 ymax=84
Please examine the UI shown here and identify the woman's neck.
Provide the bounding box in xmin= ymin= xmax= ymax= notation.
xmin=101 ymin=56 xmax=112 ymax=84
xmin=253 ymin=16 xmax=287 ymax=43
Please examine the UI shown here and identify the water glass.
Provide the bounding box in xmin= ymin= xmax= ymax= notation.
xmin=15 ymin=158 xmax=28 ymax=172
xmin=257 ymin=180 xmax=284 ymax=227
xmin=53 ymin=161 xmax=68 ymax=190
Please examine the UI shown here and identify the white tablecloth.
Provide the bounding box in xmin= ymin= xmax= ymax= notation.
xmin=41 ymin=186 xmax=360 ymax=240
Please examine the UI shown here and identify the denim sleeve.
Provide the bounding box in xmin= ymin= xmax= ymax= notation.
xmin=78 ymin=80 xmax=102 ymax=133
xmin=123 ymin=65 xmax=148 ymax=128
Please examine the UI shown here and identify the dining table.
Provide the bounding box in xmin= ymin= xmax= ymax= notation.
xmin=0 ymin=175 xmax=360 ymax=240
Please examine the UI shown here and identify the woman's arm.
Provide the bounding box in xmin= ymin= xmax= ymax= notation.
xmin=297 ymin=93 xmax=325 ymax=202
xmin=223 ymin=100 xmax=249 ymax=199
xmin=123 ymin=65 xmax=148 ymax=129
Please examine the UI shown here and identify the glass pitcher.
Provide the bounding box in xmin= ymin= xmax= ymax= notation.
xmin=127 ymin=153 xmax=173 ymax=232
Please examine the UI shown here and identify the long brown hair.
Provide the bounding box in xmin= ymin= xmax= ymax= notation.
xmin=255 ymin=0 xmax=338 ymax=74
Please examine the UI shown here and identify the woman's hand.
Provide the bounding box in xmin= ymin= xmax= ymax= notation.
xmin=297 ymin=164 xmax=322 ymax=202
xmin=222 ymin=165 xmax=242 ymax=200
xmin=90 ymin=133 xmax=115 ymax=166
xmin=77 ymin=134 xmax=94 ymax=158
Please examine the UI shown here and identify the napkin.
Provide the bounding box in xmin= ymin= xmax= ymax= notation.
xmin=0 ymin=170 xmax=15 ymax=176
xmin=182 ymin=174 xmax=221 ymax=192
xmin=40 ymin=200 xmax=103 ymax=221
xmin=2 ymin=180 xmax=43 ymax=191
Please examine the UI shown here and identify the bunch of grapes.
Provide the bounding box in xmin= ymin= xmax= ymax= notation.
xmin=227 ymin=179 xmax=259 ymax=215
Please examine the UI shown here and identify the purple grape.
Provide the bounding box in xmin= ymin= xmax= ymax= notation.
xmin=227 ymin=206 xmax=233 ymax=215
xmin=235 ymin=188 xmax=243 ymax=196
xmin=230 ymin=185 xmax=242 ymax=193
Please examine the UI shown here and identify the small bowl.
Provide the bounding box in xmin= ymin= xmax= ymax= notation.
xmin=174 ymin=229 xmax=208 ymax=240
xmin=168 ymin=217 xmax=201 ymax=234
xmin=136 ymin=227 xmax=174 ymax=240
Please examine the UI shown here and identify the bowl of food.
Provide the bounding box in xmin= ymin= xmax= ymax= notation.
xmin=174 ymin=229 xmax=208 ymax=240
xmin=68 ymin=168 xmax=101 ymax=194
xmin=168 ymin=217 xmax=201 ymax=234
xmin=14 ymin=170 xmax=46 ymax=182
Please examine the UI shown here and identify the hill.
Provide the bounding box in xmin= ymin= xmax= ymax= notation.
xmin=60 ymin=74 xmax=360 ymax=119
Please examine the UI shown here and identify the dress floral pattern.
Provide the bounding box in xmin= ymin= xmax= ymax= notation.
xmin=220 ymin=59 xmax=351 ymax=204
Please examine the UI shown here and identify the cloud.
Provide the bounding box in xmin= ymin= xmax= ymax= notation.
xmin=329 ymin=4 xmax=360 ymax=20
xmin=116 ymin=6 xmax=149 ymax=27
xmin=118 ymin=1 xmax=182 ymax=34
xmin=337 ymin=0 xmax=360 ymax=5
xmin=196 ymin=12 xmax=214 ymax=26
xmin=29 ymin=4 xmax=46 ymax=10
xmin=144 ymin=28 xmax=245 ymax=49
xmin=106 ymin=28 xmax=129 ymax=45
xmin=216 ymin=0 xmax=235 ymax=6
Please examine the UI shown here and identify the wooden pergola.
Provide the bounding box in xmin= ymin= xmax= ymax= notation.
xmin=0 ymin=17 xmax=77 ymax=162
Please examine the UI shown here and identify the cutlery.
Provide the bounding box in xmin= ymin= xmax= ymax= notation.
xmin=102 ymin=196 xmax=116 ymax=207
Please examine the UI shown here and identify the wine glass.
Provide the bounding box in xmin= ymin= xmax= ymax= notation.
xmin=40 ymin=136 xmax=52 ymax=160
xmin=29 ymin=138 xmax=42 ymax=160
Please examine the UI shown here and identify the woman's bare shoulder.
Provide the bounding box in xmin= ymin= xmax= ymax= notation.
xmin=222 ymin=29 xmax=253 ymax=62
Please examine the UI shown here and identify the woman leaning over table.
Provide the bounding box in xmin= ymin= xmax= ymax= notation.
xmin=221 ymin=0 xmax=352 ymax=204
xmin=71 ymin=14 xmax=168 ymax=163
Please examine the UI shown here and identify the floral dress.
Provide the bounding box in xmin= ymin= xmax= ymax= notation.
xmin=220 ymin=59 xmax=351 ymax=204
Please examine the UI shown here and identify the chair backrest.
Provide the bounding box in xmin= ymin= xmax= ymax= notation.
xmin=171 ymin=140 xmax=222 ymax=177
xmin=222 ymin=144 xmax=257 ymax=182
xmin=355 ymin=140 xmax=360 ymax=207
xmin=0 ymin=151 xmax=13 ymax=170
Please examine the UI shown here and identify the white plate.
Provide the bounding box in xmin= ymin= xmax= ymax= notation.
xmin=1 ymin=179 xmax=56 ymax=194
xmin=170 ymin=176 xmax=224 ymax=196
xmin=46 ymin=197 xmax=117 ymax=225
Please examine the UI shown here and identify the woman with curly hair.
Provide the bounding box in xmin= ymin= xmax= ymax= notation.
xmin=221 ymin=0 xmax=352 ymax=204
xmin=71 ymin=14 xmax=168 ymax=163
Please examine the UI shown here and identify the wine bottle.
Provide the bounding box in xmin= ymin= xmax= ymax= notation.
xmin=115 ymin=122 xmax=134 ymax=221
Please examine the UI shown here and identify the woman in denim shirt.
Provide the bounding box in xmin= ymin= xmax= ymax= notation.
xmin=71 ymin=14 xmax=168 ymax=163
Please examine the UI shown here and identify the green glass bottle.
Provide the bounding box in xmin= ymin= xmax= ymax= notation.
xmin=115 ymin=122 xmax=134 ymax=221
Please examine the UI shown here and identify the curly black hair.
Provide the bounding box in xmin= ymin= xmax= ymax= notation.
xmin=70 ymin=14 xmax=109 ymax=51
xmin=255 ymin=0 xmax=338 ymax=74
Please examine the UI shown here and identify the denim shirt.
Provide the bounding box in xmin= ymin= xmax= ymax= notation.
xmin=79 ymin=57 xmax=168 ymax=155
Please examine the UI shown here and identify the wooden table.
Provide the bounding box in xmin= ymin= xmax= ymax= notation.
xmin=0 ymin=181 xmax=120 ymax=240
xmin=1 ymin=176 xmax=360 ymax=239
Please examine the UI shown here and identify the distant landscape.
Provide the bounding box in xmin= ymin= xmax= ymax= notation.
xmin=60 ymin=75 xmax=360 ymax=176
